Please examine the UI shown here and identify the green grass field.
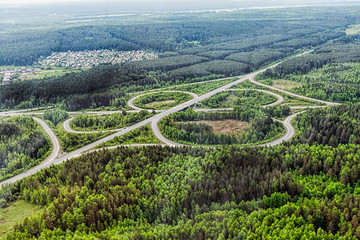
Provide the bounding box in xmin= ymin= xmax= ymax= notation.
xmin=26 ymin=67 xmax=81 ymax=80
xmin=0 ymin=200 xmax=43 ymax=239
xmin=0 ymin=65 xmax=80 ymax=81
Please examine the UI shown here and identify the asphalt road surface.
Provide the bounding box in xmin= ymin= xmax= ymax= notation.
xmin=0 ymin=52 xmax=340 ymax=187
xmin=249 ymin=75 xmax=339 ymax=106
xmin=258 ymin=111 xmax=305 ymax=147
xmin=127 ymin=90 xmax=199 ymax=111
xmin=151 ymin=118 xmax=182 ymax=146
xmin=62 ymin=117 xmax=124 ymax=134
xmin=0 ymin=72 xmax=253 ymax=187
xmin=225 ymin=88 xmax=284 ymax=107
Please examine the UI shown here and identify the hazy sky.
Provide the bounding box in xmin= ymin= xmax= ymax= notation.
xmin=0 ymin=0 xmax=172 ymax=4
xmin=1 ymin=0 xmax=358 ymax=12
xmin=0 ymin=0 xmax=137 ymax=4
xmin=0 ymin=0 xmax=352 ymax=4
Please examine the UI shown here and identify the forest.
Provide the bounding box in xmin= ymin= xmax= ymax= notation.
xmin=198 ymin=90 xmax=276 ymax=109
xmin=0 ymin=117 xmax=50 ymax=182
xmin=3 ymin=103 xmax=360 ymax=238
xmin=70 ymin=111 xmax=152 ymax=131
xmin=1 ymin=6 xmax=360 ymax=111
xmin=293 ymin=103 xmax=360 ymax=147
xmin=259 ymin=35 xmax=360 ymax=103
xmin=1 ymin=6 xmax=357 ymax=66
xmin=2 ymin=4 xmax=360 ymax=240
xmin=3 ymin=130 xmax=360 ymax=238
xmin=158 ymin=107 xmax=284 ymax=145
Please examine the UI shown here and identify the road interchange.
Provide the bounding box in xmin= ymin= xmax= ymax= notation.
xmin=0 ymin=54 xmax=340 ymax=187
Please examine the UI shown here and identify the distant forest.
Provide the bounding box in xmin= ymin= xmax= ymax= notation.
xmin=0 ymin=6 xmax=359 ymax=111
xmin=3 ymin=5 xmax=360 ymax=239
xmin=1 ymin=7 xmax=358 ymax=67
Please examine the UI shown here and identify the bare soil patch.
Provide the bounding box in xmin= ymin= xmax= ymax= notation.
xmin=146 ymin=100 xmax=176 ymax=107
xmin=272 ymin=79 xmax=303 ymax=90
xmin=182 ymin=120 xmax=250 ymax=135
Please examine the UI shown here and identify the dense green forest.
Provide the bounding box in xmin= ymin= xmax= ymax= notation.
xmin=1 ymin=7 xmax=358 ymax=66
xmin=198 ymin=90 xmax=276 ymax=108
xmin=293 ymin=103 xmax=360 ymax=147
xmin=71 ymin=111 xmax=152 ymax=131
xmin=3 ymin=137 xmax=360 ymax=238
xmin=3 ymin=105 xmax=360 ymax=238
xmin=0 ymin=117 xmax=50 ymax=182
xmin=1 ymin=6 xmax=360 ymax=110
xmin=259 ymin=35 xmax=360 ymax=102
xmin=3 ymin=5 xmax=360 ymax=240
xmin=43 ymin=108 xmax=69 ymax=126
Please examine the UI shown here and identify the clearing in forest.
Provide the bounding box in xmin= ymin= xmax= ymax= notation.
xmin=346 ymin=24 xmax=360 ymax=35
xmin=182 ymin=120 xmax=251 ymax=135
xmin=146 ymin=100 xmax=176 ymax=108
xmin=272 ymin=79 xmax=303 ymax=90
xmin=0 ymin=200 xmax=43 ymax=239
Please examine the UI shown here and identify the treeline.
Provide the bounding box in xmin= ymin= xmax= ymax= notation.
xmin=1 ymin=10 xmax=357 ymax=110
xmin=225 ymin=49 xmax=285 ymax=69
xmin=290 ymin=62 xmax=360 ymax=103
xmin=265 ymin=105 xmax=291 ymax=118
xmin=134 ymin=92 xmax=193 ymax=110
xmin=2 ymin=146 xmax=299 ymax=238
xmin=262 ymin=36 xmax=360 ymax=77
xmin=199 ymin=90 xmax=276 ymax=108
xmin=4 ymin=141 xmax=360 ymax=238
xmin=0 ymin=64 xmax=146 ymax=110
xmin=257 ymin=36 xmax=360 ymax=103
xmin=293 ymin=103 xmax=360 ymax=147
xmin=0 ymin=116 xmax=49 ymax=182
xmin=62 ymin=90 xmax=128 ymax=111
xmin=1 ymin=6 xmax=357 ymax=66
xmin=43 ymin=108 xmax=69 ymax=125
xmin=159 ymin=107 xmax=284 ymax=145
xmin=125 ymin=55 xmax=208 ymax=72
xmin=71 ymin=110 xmax=152 ymax=131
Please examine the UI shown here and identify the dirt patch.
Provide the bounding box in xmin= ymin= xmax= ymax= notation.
xmin=272 ymin=79 xmax=303 ymax=90
xmin=182 ymin=120 xmax=250 ymax=135
xmin=0 ymin=220 xmax=5 ymax=224
xmin=346 ymin=24 xmax=360 ymax=35
xmin=146 ymin=100 xmax=176 ymax=107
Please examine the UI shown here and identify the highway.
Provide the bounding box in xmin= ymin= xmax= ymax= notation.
xmin=151 ymin=118 xmax=182 ymax=146
xmin=127 ymin=90 xmax=199 ymax=111
xmin=129 ymin=76 xmax=237 ymax=95
xmin=84 ymin=143 xmax=167 ymax=154
xmin=249 ymin=75 xmax=339 ymax=106
xmin=63 ymin=118 xmax=124 ymax=134
xmin=224 ymin=88 xmax=284 ymax=108
xmin=149 ymin=110 xmax=307 ymax=149
xmin=258 ymin=111 xmax=305 ymax=147
xmin=0 ymin=109 xmax=166 ymax=118
xmin=0 ymin=52 xmax=339 ymax=188
xmin=0 ymin=72 xmax=254 ymax=187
